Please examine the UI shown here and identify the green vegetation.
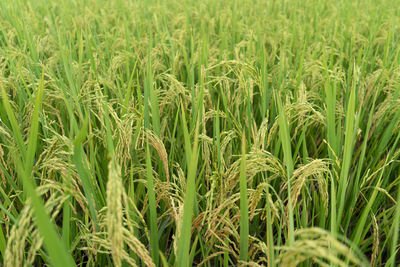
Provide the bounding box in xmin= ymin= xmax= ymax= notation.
xmin=0 ymin=0 xmax=399 ymax=266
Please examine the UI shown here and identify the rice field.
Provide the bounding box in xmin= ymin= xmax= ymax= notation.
xmin=0 ymin=0 xmax=400 ymax=266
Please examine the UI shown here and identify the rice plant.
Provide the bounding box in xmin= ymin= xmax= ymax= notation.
xmin=0 ymin=0 xmax=399 ymax=266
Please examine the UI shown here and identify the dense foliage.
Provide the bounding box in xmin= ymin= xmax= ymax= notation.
xmin=0 ymin=0 xmax=399 ymax=266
